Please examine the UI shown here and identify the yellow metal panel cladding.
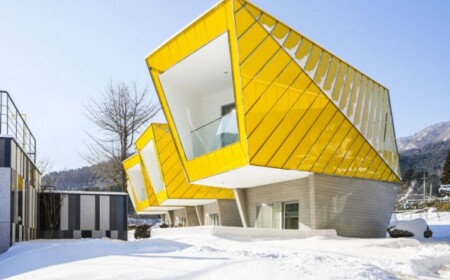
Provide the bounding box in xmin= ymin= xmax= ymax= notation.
xmin=146 ymin=0 xmax=400 ymax=183
xmin=137 ymin=123 xmax=235 ymax=202
xmin=238 ymin=1 xmax=400 ymax=182
xmin=339 ymin=67 xmax=355 ymax=110
xmin=323 ymin=57 xmax=340 ymax=93
xmin=304 ymin=45 xmax=322 ymax=74
xmin=313 ymin=51 xmax=332 ymax=85
xmin=18 ymin=176 xmax=23 ymax=191
xmin=236 ymin=2 xmax=398 ymax=183
xmin=147 ymin=0 xmax=249 ymax=183
xmin=146 ymin=1 xmax=229 ymax=72
xmin=346 ymin=71 xmax=362 ymax=119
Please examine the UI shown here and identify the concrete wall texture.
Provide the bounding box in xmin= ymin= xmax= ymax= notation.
xmin=240 ymin=174 xmax=398 ymax=238
xmin=168 ymin=200 xmax=242 ymax=227
xmin=0 ymin=168 xmax=11 ymax=253
xmin=217 ymin=200 xmax=242 ymax=227
xmin=1 ymin=137 xmax=40 ymax=253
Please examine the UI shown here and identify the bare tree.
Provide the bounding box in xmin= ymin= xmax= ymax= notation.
xmin=84 ymin=82 xmax=160 ymax=192
xmin=38 ymin=156 xmax=62 ymax=237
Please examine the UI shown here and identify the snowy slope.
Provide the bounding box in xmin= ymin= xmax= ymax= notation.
xmin=0 ymin=215 xmax=449 ymax=279
xmin=397 ymin=121 xmax=450 ymax=152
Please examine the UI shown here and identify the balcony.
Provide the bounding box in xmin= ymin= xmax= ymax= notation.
xmin=0 ymin=91 xmax=36 ymax=162
xmin=191 ymin=110 xmax=238 ymax=158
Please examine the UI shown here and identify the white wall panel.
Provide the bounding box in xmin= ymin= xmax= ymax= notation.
xmin=99 ymin=196 xmax=110 ymax=230
xmin=80 ymin=195 xmax=95 ymax=230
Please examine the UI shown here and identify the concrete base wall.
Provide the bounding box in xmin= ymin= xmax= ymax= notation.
xmin=244 ymin=177 xmax=312 ymax=229
xmin=152 ymin=226 xmax=336 ymax=239
xmin=169 ymin=200 xmax=242 ymax=227
xmin=243 ymin=173 xmax=398 ymax=238
xmin=217 ymin=200 xmax=242 ymax=227
xmin=312 ymin=174 xmax=398 ymax=237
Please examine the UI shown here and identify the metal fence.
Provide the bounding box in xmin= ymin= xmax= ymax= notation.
xmin=0 ymin=91 xmax=37 ymax=162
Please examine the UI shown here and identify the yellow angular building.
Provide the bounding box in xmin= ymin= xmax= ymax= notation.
xmin=125 ymin=124 xmax=242 ymax=227
xmin=144 ymin=0 xmax=401 ymax=237
xmin=123 ymin=153 xmax=181 ymax=215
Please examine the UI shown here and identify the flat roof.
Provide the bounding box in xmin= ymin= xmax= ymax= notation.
xmin=41 ymin=190 xmax=128 ymax=196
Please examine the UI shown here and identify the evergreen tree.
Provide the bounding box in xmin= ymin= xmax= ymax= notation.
xmin=441 ymin=150 xmax=450 ymax=184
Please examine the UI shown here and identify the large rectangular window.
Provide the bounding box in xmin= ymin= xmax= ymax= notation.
xmin=159 ymin=32 xmax=239 ymax=160
xmin=210 ymin=213 xmax=220 ymax=226
xmin=272 ymin=202 xmax=282 ymax=229
xmin=284 ymin=202 xmax=299 ymax=229
xmin=0 ymin=138 xmax=11 ymax=167
xmin=255 ymin=201 xmax=299 ymax=229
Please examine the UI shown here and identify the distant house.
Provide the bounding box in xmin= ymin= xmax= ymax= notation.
xmin=0 ymin=91 xmax=40 ymax=253
xmin=0 ymin=91 xmax=127 ymax=254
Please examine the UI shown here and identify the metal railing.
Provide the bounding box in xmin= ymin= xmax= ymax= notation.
xmin=0 ymin=91 xmax=37 ymax=163
xmin=191 ymin=110 xmax=238 ymax=158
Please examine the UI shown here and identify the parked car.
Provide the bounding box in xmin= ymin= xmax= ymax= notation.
xmin=439 ymin=184 xmax=450 ymax=195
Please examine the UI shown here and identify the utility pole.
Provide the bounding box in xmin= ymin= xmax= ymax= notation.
xmin=422 ymin=172 xmax=428 ymax=199
xmin=429 ymin=183 xmax=433 ymax=198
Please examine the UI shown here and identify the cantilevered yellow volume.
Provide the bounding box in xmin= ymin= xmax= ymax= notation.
xmin=123 ymin=153 xmax=181 ymax=214
xmin=146 ymin=0 xmax=401 ymax=188
xmin=135 ymin=123 xmax=235 ymax=205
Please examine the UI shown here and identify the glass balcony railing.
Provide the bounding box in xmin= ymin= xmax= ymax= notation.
xmin=191 ymin=110 xmax=238 ymax=158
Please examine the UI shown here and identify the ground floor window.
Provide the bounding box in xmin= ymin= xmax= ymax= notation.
xmin=272 ymin=202 xmax=282 ymax=229
xmin=209 ymin=213 xmax=220 ymax=226
xmin=256 ymin=202 xmax=299 ymax=229
xmin=284 ymin=202 xmax=299 ymax=230
xmin=176 ymin=217 xmax=186 ymax=227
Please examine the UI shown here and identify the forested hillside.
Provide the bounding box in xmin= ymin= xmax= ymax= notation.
xmin=398 ymin=121 xmax=450 ymax=195
xmin=43 ymin=165 xmax=113 ymax=191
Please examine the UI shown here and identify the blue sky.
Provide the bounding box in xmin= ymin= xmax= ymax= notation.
xmin=0 ymin=0 xmax=449 ymax=171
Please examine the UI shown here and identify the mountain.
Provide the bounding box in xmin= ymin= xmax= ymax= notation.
xmin=397 ymin=121 xmax=450 ymax=196
xmin=399 ymin=140 xmax=450 ymax=178
xmin=43 ymin=165 xmax=112 ymax=191
xmin=397 ymin=121 xmax=450 ymax=152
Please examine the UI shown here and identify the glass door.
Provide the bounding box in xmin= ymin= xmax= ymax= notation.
xmin=284 ymin=202 xmax=299 ymax=229
xmin=272 ymin=203 xmax=282 ymax=229
xmin=255 ymin=204 xmax=272 ymax=228
xmin=210 ymin=213 xmax=220 ymax=225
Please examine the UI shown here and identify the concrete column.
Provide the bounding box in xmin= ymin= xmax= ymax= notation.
xmin=233 ymin=189 xmax=248 ymax=228
xmin=195 ymin=206 xmax=204 ymax=226
xmin=217 ymin=199 xmax=243 ymax=227
xmin=167 ymin=211 xmax=174 ymax=226
xmin=185 ymin=206 xmax=200 ymax=226
xmin=162 ymin=213 xmax=172 ymax=225
xmin=312 ymin=173 xmax=398 ymax=238
xmin=308 ymin=174 xmax=317 ymax=229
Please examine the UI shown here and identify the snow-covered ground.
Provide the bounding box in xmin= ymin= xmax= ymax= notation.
xmin=0 ymin=213 xmax=449 ymax=280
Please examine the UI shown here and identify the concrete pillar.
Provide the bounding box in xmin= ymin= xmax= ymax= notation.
xmin=217 ymin=199 xmax=243 ymax=227
xmin=233 ymin=189 xmax=248 ymax=227
xmin=185 ymin=206 xmax=200 ymax=226
xmin=308 ymin=174 xmax=317 ymax=229
xmin=195 ymin=206 xmax=204 ymax=225
xmin=167 ymin=211 xmax=174 ymax=226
